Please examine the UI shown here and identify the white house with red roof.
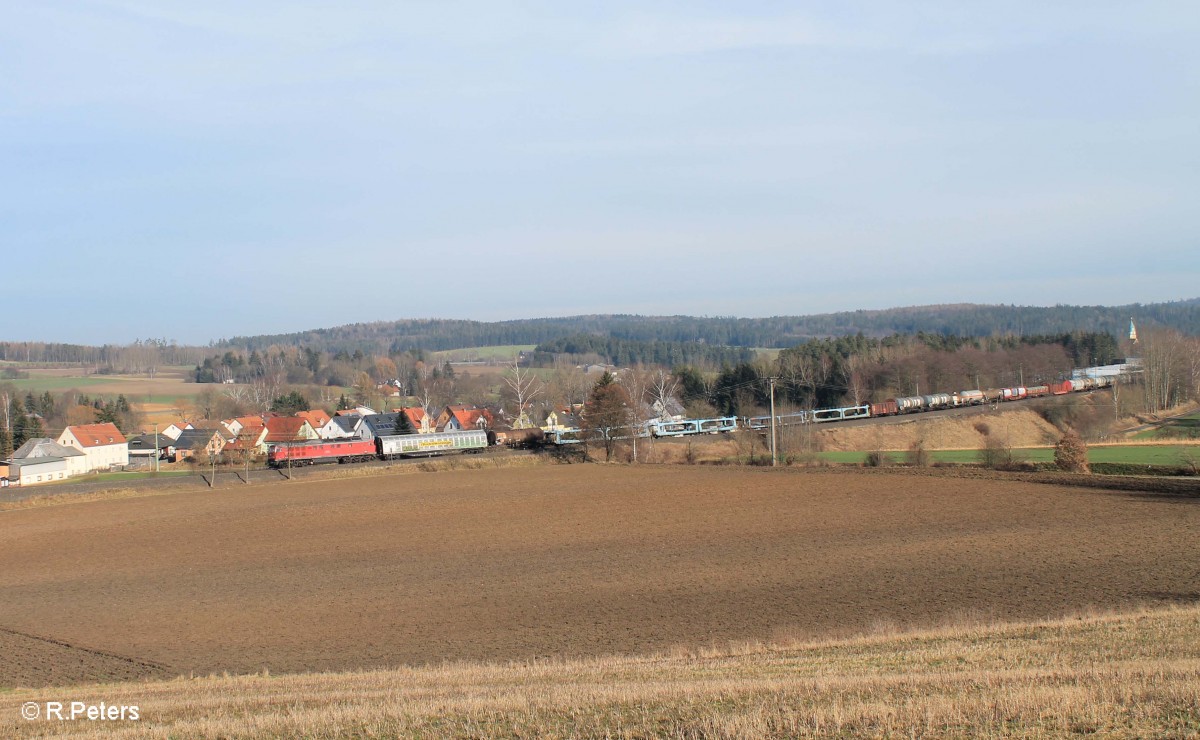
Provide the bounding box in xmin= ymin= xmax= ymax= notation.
xmin=57 ymin=422 xmax=129 ymax=472
xmin=296 ymin=409 xmax=332 ymax=432
xmin=396 ymin=406 xmax=433 ymax=434
xmin=436 ymin=405 xmax=494 ymax=432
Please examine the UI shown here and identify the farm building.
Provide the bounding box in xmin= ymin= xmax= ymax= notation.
xmin=57 ymin=423 xmax=129 ymax=472
xmin=11 ymin=438 xmax=88 ymax=479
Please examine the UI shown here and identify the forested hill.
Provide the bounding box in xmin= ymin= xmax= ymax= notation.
xmin=217 ymin=299 xmax=1200 ymax=354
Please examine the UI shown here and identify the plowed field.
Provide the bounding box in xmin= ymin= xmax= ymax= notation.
xmin=1 ymin=466 xmax=1197 ymax=687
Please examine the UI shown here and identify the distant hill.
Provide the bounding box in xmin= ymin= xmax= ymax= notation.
xmin=216 ymin=299 xmax=1200 ymax=354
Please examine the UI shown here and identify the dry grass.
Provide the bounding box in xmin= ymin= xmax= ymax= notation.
xmin=0 ymin=487 xmax=156 ymax=513
xmin=818 ymin=407 xmax=1063 ymax=452
xmin=2 ymin=605 xmax=1197 ymax=738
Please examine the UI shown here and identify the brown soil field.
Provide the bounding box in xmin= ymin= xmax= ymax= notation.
xmin=1 ymin=466 xmax=1197 ymax=689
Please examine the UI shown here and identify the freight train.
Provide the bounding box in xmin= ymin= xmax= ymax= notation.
xmin=267 ymin=429 xmax=491 ymax=467
xmin=742 ymin=377 xmax=1112 ymax=430
xmin=267 ymin=374 xmax=1118 ymax=465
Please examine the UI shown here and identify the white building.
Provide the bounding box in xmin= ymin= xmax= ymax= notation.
xmin=57 ymin=423 xmax=129 ymax=472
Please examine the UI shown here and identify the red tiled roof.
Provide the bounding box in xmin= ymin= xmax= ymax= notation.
xmin=399 ymin=407 xmax=426 ymax=426
xmin=448 ymin=405 xmax=492 ymax=429
xmin=66 ymin=423 xmax=127 ymax=448
xmin=263 ymin=417 xmax=311 ymax=443
xmin=296 ymin=410 xmax=331 ymax=429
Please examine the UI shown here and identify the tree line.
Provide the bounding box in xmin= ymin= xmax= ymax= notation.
xmin=678 ymin=332 xmax=1126 ymax=417
xmin=530 ymin=334 xmax=754 ymax=368
xmin=0 ymin=386 xmax=138 ymax=460
xmin=213 ymin=299 xmax=1199 ymax=354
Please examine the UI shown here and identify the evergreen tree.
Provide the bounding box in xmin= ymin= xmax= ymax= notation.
xmin=38 ymin=391 xmax=55 ymax=418
xmin=393 ymin=410 xmax=414 ymax=434
xmin=96 ymin=401 xmax=120 ymax=428
xmin=270 ymin=391 xmax=309 ymax=415
xmin=11 ymin=413 xmax=27 ymax=450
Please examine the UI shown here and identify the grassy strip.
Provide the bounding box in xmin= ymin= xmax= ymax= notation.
xmin=429 ymin=345 xmax=537 ymax=362
xmin=92 ymin=471 xmax=194 ymax=482
xmin=1133 ymin=411 xmax=1200 ymax=440
xmin=819 ymin=444 xmax=1200 ymax=467
xmin=1 ymin=606 xmax=1196 ymax=737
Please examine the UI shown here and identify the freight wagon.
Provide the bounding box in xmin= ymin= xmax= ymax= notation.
xmin=376 ymin=429 xmax=490 ymax=458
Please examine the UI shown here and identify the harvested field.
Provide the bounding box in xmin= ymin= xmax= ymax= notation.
xmin=3 ymin=605 xmax=1198 ymax=738
xmin=1 ymin=466 xmax=1198 ymax=689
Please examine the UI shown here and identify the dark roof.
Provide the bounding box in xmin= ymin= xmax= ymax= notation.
xmin=331 ymin=415 xmax=361 ymax=433
xmin=361 ymin=412 xmax=409 ymax=437
xmin=126 ymin=434 xmax=169 ymax=451
xmin=174 ymin=428 xmax=222 ymax=451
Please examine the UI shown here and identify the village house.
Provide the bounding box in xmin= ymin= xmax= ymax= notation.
xmin=262 ymin=417 xmax=318 ymax=448
xmin=359 ymin=412 xmax=407 ymax=440
xmin=395 ymin=406 xmax=433 ymax=433
xmin=57 ymin=423 xmax=129 ymax=472
xmin=223 ymin=415 xmax=265 ymax=438
xmin=296 ymin=409 xmax=332 ymax=433
xmin=171 ymin=428 xmax=228 ymax=463
xmin=159 ymin=421 xmax=193 ymax=441
xmin=436 ymin=405 xmax=493 ymax=432
xmin=126 ymin=433 xmax=171 ymax=464
xmin=318 ymin=414 xmax=362 ymax=440
xmin=8 ymin=438 xmax=89 ymax=484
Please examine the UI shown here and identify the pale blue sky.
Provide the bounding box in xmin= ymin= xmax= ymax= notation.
xmin=2 ymin=2 xmax=1197 ymax=344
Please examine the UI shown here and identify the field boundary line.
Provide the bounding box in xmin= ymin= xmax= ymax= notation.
xmin=0 ymin=624 xmax=173 ymax=673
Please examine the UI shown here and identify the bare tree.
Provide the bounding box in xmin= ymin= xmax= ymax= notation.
xmin=620 ymin=366 xmax=656 ymax=462
xmin=548 ymin=359 xmax=590 ymax=415
xmin=649 ymin=369 xmax=681 ymax=420
xmin=503 ymin=356 xmax=543 ymax=429
xmin=1141 ymin=329 xmax=1186 ymax=414
xmin=843 ymin=353 xmax=872 ymax=405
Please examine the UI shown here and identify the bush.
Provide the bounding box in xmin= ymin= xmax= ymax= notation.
xmin=864 ymin=450 xmax=891 ymax=467
xmin=978 ymin=437 xmax=1014 ymax=470
xmin=906 ymin=440 xmax=930 ymax=468
xmin=1053 ymin=429 xmax=1090 ymax=473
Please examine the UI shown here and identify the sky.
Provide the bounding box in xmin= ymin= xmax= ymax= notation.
xmin=2 ymin=2 xmax=1197 ymax=345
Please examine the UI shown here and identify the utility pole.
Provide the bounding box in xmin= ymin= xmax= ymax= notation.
xmin=769 ymin=377 xmax=778 ymax=468
xmin=154 ymin=424 xmax=159 ymax=473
